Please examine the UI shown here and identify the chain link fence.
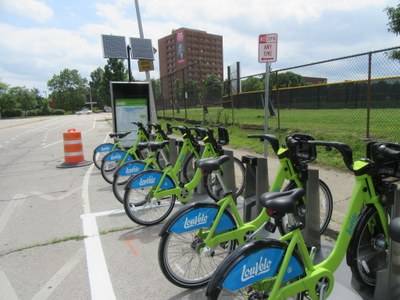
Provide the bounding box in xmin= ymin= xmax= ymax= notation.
xmin=153 ymin=46 xmax=400 ymax=142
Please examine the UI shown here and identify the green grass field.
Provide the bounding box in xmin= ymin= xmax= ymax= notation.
xmin=157 ymin=107 xmax=399 ymax=170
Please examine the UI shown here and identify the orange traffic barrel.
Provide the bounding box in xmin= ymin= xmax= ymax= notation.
xmin=57 ymin=128 xmax=92 ymax=168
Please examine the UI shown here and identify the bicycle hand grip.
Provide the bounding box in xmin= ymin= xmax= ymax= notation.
xmin=308 ymin=140 xmax=354 ymax=171
xmin=247 ymin=134 xmax=280 ymax=154
xmin=378 ymin=144 xmax=400 ymax=160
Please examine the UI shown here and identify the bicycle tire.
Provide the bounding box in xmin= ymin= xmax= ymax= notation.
xmin=158 ymin=203 xmax=237 ymax=289
xmin=276 ymin=179 xmax=333 ymax=235
xmin=347 ymin=205 xmax=388 ymax=292
xmin=112 ymin=161 xmax=149 ymax=204
xmin=182 ymin=152 xmax=196 ymax=183
xmin=206 ymin=239 xmax=305 ymax=300
xmin=204 ymin=157 xmax=246 ymax=201
xmin=93 ymin=143 xmax=115 ymax=169
xmin=123 ymin=171 xmax=176 ymax=226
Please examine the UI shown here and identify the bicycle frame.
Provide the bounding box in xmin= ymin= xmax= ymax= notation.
xmin=189 ymin=146 xmax=304 ymax=250
xmin=149 ymin=138 xmax=219 ymax=203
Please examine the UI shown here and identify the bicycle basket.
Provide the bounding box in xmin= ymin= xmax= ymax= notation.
xmin=286 ymin=133 xmax=317 ymax=162
xmin=217 ymin=127 xmax=229 ymax=146
xmin=367 ymin=141 xmax=400 ymax=178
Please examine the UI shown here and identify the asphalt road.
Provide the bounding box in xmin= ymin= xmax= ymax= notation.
xmin=0 ymin=113 xmax=361 ymax=300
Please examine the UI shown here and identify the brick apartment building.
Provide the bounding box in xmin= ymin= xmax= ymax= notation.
xmin=158 ymin=28 xmax=223 ymax=107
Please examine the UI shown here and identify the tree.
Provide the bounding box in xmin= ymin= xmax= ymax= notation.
xmin=204 ymin=74 xmax=223 ymax=104
xmin=90 ymin=67 xmax=105 ymax=109
xmin=99 ymin=59 xmax=129 ymax=107
xmin=385 ymin=3 xmax=400 ymax=60
xmin=271 ymin=71 xmax=305 ymax=88
xmin=47 ymin=69 xmax=88 ymax=112
xmin=241 ymin=76 xmax=264 ymax=92
xmin=9 ymin=86 xmax=37 ymax=115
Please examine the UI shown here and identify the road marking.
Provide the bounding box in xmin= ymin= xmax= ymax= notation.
xmin=124 ymin=235 xmax=140 ymax=257
xmin=0 ymin=266 xmax=19 ymax=300
xmin=0 ymin=194 xmax=25 ymax=234
xmin=81 ymin=159 xmax=116 ymax=299
xmin=31 ymin=248 xmax=85 ymax=300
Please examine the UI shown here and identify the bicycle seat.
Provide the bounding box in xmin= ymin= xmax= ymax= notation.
xmin=109 ymin=132 xmax=129 ymax=139
xmin=137 ymin=142 xmax=151 ymax=151
xmin=148 ymin=140 xmax=169 ymax=152
xmin=389 ymin=218 xmax=400 ymax=243
xmin=196 ymin=155 xmax=230 ymax=173
xmin=260 ymin=188 xmax=305 ymax=215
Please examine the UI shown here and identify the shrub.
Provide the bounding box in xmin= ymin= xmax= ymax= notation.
xmin=2 ymin=109 xmax=23 ymax=118
xmin=51 ymin=109 xmax=65 ymax=115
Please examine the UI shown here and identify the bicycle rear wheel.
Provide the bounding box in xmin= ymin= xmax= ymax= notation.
xmin=206 ymin=240 xmax=305 ymax=300
xmin=347 ymin=205 xmax=388 ymax=292
xmin=93 ymin=143 xmax=116 ymax=169
xmin=124 ymin=186 xmax=176 ymax=226
xmin=276 ymin=179 xmax=333 ymax=235
xmin=204 ymin=157 xmax=246 ymax=201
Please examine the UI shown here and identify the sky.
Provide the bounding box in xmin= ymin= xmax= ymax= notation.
xmin=0 ymin=0 xmax=398 ymax=95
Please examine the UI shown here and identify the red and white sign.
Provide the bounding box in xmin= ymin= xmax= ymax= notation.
xmin=258 ymin=33 xmax=278 ymax=63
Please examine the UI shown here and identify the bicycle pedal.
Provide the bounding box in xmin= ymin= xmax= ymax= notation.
xmin=264 ymin=221 xmax=276 ymax=233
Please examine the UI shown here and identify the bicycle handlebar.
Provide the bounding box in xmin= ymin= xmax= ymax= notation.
xmin=308 ymin=140 xmax=354 ymax=171
xmin=378 ymin=144 xmax=400 ymax=160
xmin=247 ymin=134 xmax=280 ymax=154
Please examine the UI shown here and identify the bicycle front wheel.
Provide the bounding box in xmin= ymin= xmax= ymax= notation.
xmin=347 ymin=205 xmax=388 ymax=292
xmin=124 ymin=186 xmax=176 ymax=226
xmin=204 ymin=157 xmax=246 ymax=201
xmin=277 ymin=179 xmax=333 ymax=235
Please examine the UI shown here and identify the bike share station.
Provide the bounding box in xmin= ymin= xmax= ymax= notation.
xmin=236 ymin=153 xmax=400 ymax=299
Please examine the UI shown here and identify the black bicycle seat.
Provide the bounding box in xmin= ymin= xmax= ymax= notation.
xmin=109 ymin=132 xmax=129 ymax=139
xmin=260 ymin=188 xmax=305 ymax=215
xmin=148 ymin=140 xmax=169 ymax=152
xmin=137 ymin=142 xmax=151 ymax=151
xmin=196 ymin=155 xmax=229 ymax=173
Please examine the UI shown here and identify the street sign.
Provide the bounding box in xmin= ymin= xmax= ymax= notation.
xmin=258 ymin=33 xmax=278 ymax=63
xmin=138 ymin=60 xmax=154 ymax=72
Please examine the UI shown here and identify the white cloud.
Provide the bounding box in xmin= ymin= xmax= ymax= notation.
xmin=1 ymin=0 xmax=54 ymax=22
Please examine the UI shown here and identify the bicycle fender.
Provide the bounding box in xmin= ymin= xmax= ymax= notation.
xmin=116 ymin=161 xmax=149 ymax=176
xmin=160 ymin=202 xmax=236 ymax=236
xmin=103 ymin=150 xmax=133 ymax=162
xmin=207 ymin=240 xmax=305 ymax=294
xmin=94 ymin=143 xmax=114 ymax=153
xmin=127 ymin=169 xmax=175 ymax=190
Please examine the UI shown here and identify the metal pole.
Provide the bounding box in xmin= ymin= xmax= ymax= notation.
xmin=263 ymin=62 xmax=270 ymax=156
xmin=134 ymin=0 xmax=157 ymax=123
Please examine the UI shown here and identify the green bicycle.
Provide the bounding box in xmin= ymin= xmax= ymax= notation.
xmin=100 ymin=122 xmax=166 ymax=184
xmin=123 ymin=126 xmax=245 ymax=226
xmin=206 ymin=140 xmax=400 ymax=299
xmin=92 ymin=131 xmax=128 ymax=169
xmin=157 ymin=133 xmax=333 ymax=289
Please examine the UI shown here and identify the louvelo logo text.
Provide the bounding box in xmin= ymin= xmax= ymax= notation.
xmin=183 ymin=212 xmax=208 ymax=229
xmin=241 ymin=256 xmax=273 ymax=282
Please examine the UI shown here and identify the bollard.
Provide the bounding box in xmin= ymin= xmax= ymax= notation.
xmin=242 ymin=155 xmax=269 ymax=222
xmin=57 ymin=128 xmax=92 ymax=168
xmin=303 ymin=168 xmax=321 ymax=250
xmin=373 ymin=184 xmax=400 ymax=300
xmin=168 ymin=138 xmax=178 ymax=165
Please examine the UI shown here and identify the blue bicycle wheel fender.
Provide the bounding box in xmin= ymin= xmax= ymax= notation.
xmin=116 ymin=161 xmax=150 ymax=176
xmin=127 ymin=170 xmax=175 ymax=190
xmin=220 ymin=240 xmax=305 ymax=292
xmin=103 ymin=150 xmax=133 ymax=162
xmin=94 ymin=143 xmax=114 ymax=153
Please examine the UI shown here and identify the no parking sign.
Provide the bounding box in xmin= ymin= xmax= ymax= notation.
xmin=258 ymin=33 xmax=278 ymax=63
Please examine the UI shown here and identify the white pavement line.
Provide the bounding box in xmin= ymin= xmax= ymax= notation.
xmin=82 ymin=163 xmax=116 ymax=300
xmin=31 ymin=248 xmax=85 ymax=300
xmin=0 ymin=266 xmax=19 ymax=300
xmin=0 ymin=194 xmax=25 ymax=234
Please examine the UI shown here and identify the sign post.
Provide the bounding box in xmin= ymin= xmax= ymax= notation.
xmin=258 ymin=33 xmax=278 ymax=156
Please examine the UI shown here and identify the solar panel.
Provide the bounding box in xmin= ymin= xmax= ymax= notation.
xmin=129 ymin=38 xmax=154 ymax=60
xmin=101 ymin=35 xmax=127 ymax=59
